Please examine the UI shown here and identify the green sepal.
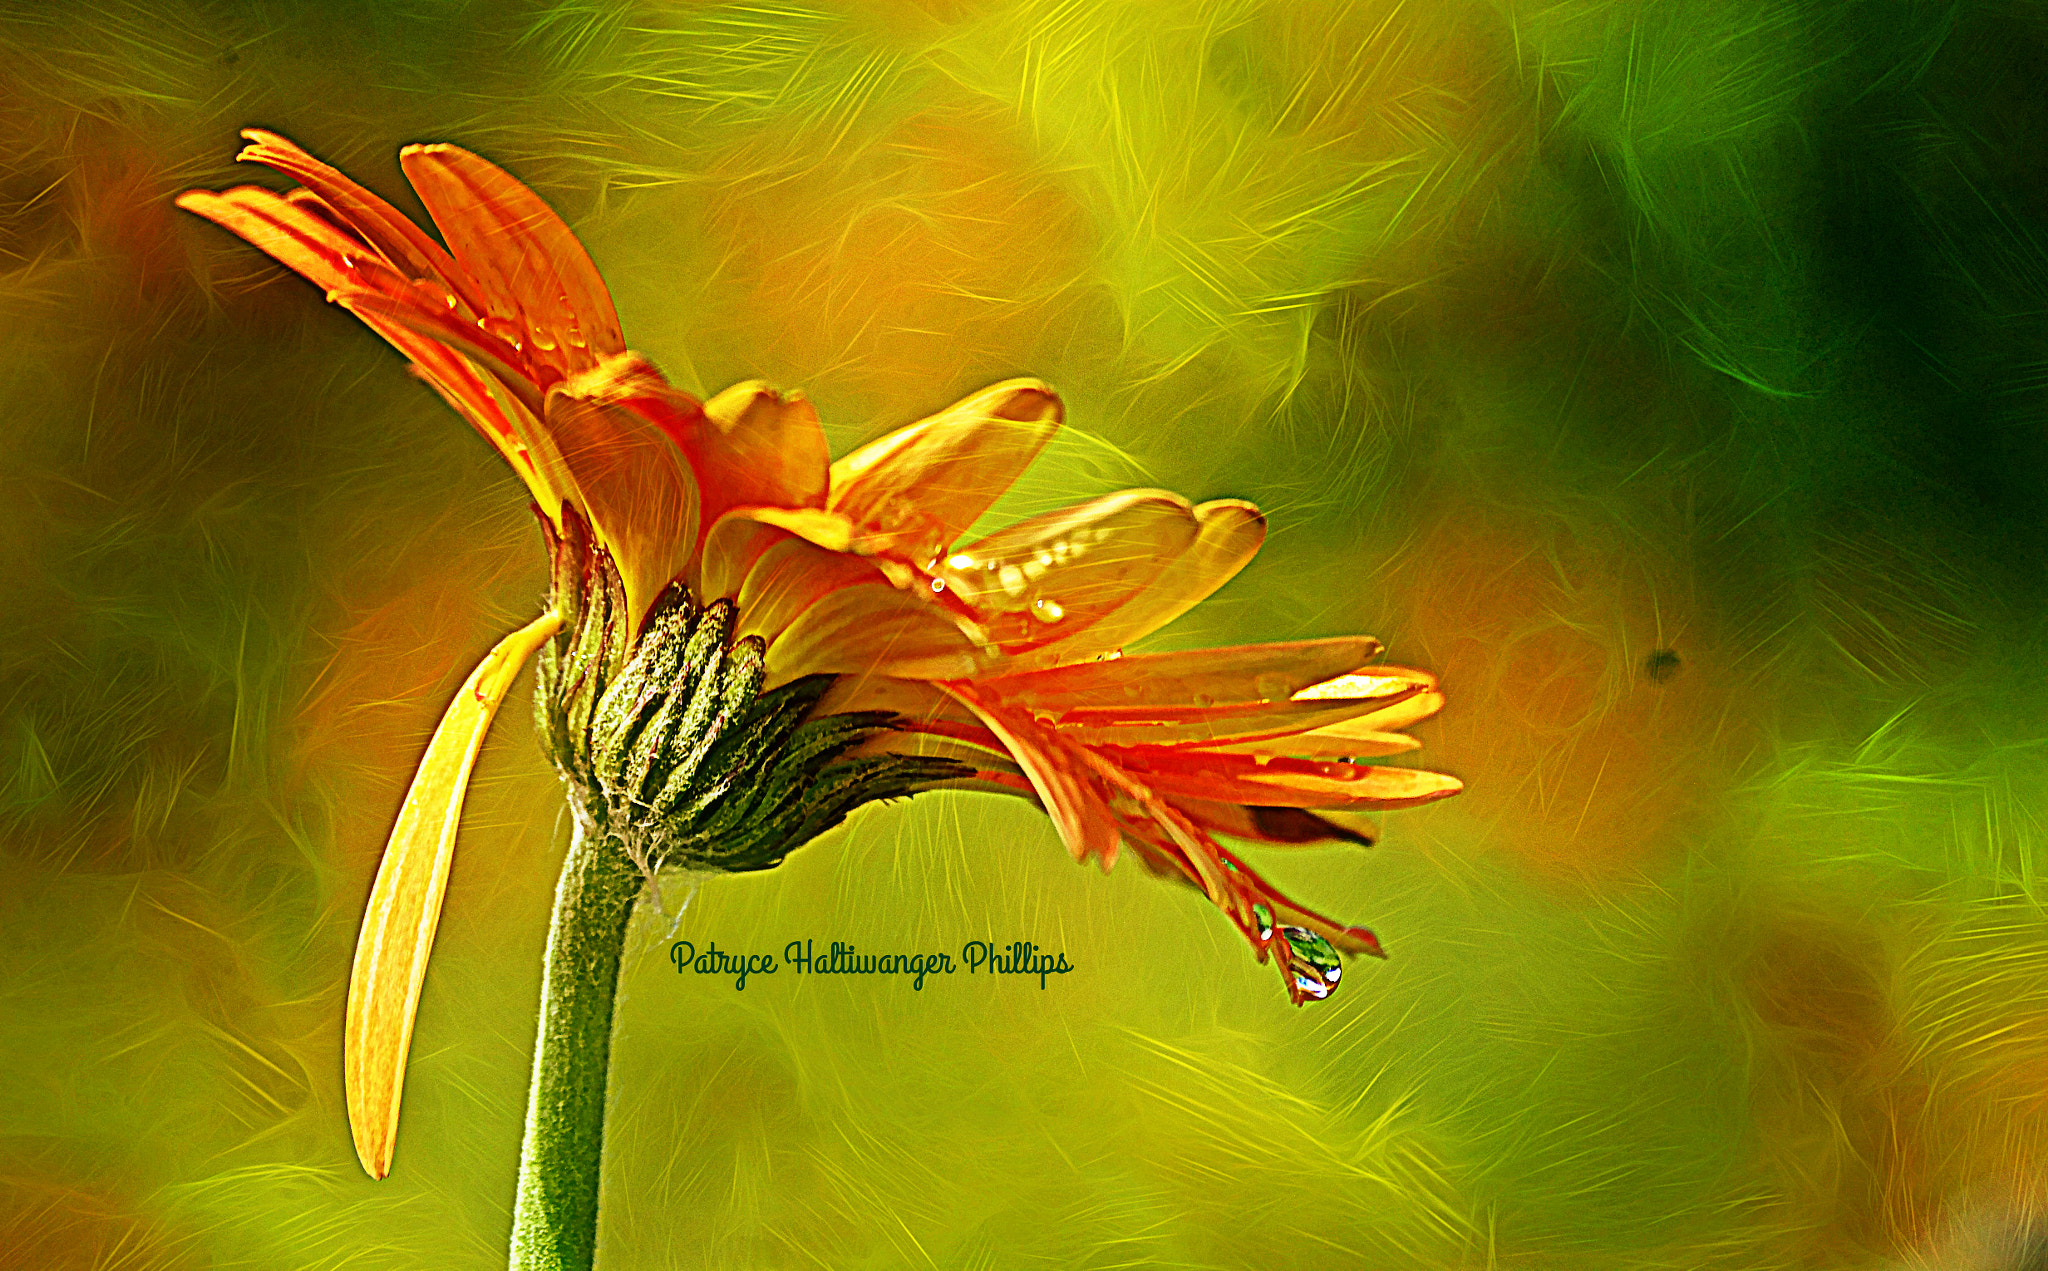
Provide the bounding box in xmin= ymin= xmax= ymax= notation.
xmin=533 ymin=510 xmax=973 ymax=876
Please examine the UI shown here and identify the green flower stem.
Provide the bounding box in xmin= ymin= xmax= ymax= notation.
xmin=509 ymin=813 xmax=644 ymax=1271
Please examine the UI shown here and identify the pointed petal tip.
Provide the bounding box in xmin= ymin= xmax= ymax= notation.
xmin=354 ymin=1138 xmax=393 ymax=1180
xmin=1347 ymin=927 xmax=1388 ymax=959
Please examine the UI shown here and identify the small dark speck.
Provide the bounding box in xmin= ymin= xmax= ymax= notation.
xmin=1643 ymin=648 xmax=1681 ymax=684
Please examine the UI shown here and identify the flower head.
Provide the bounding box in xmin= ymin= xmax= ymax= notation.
xmin=179 ymin=132 xmax=1461 ymax=1176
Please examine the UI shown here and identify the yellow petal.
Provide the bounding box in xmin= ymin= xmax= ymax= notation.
xmin=1120 ymin=754 xmax=1465 ymax=809
xmin=828 ymin=379 xmax=1062 ymax=563
xmin=1294 ymin=666 xmax=1438 ymax=700
xmin=719 ymin=530 xmax=980 ymax=683
xmin=1347 ymin=688 xmax=1447 ymax=732
xmin=732 ymin=533 xmax=876 ymax=649
xmin=938 ymin=489 xmax=1197 ymax=655
xmin=1024 ymin=499 xmax=1267 ymax=664
xmin=697 ymin=511 xmax=794 ymax=607
xmin=344 ymin=609 xmax=563 ymax=1180
xmin=1041 ymin=695 xmax=1432 ymax=749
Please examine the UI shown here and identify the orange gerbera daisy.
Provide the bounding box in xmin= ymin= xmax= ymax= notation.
xmin=179 ymin=133 xmax=1461 ymax=1186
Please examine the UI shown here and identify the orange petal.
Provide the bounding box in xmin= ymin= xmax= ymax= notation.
xmin=829 ymin=379 xmax=1062 ymax=564
xmin=1025 ymin=499 xmax=1267 ymax=664
xmin=345 ymin=609 xmax=564 ymax=1180
xmin=398 ymin=142 xmax=626 ymax=384
xmin=544 ymin=361 xmax=702 ymax=634
xmin=732 ymin=532 xmax=877 ymax=648
xmin=177 ymin=185 xmax=562 ymax=507
xmin=698 ymin=512 xmax=794 ymax=605
xmin=941 ymin=681 xmax=1122 ymax=867
xmin=768 ymin=582 xmax=982 ymax=682
xmin=1204 ymin=720 xmax=1422 ymax=758
xmin=1104 ymin=748 xmax=1465 ymax=810
xmin=235 ymin=129 xmax=464 ymax=292
xmin=721 ymin=530 xmax=980 ymax=683
xmin=688 ymin=382 xmax=831 ymax=524
xmin=972 ymin=636 xmax=1385 ymax=711
xmin=938 ymin=489 xmax=1198 ymax=654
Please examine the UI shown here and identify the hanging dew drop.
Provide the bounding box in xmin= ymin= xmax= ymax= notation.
xmin=1281 ymin=925 xmax=1343 ymax=1002
xmin=1294 ymin=973 xmax=1335 ymax=1001
xmin=1031 ymin=597 xmax=1065 ymax=622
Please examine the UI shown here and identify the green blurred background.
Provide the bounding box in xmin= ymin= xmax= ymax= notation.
xmin=5 ymin=0 xmax=2048 ymax=1266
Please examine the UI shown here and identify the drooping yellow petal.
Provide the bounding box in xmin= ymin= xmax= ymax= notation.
xmin=345 ymin=609 xmax=563 ymax=1181
xmin=828 ymin=379 xmax=1062 ymax=564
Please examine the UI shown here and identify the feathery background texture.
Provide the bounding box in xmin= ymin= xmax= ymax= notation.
xmin=4 ymin=0 xmax=2048 ymax=1266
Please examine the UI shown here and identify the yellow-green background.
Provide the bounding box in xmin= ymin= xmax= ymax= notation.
xmin=5 ymin=0 xmax=2047 ymax=1266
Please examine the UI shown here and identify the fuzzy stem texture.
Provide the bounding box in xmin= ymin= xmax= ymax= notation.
xmin=509 ymin=813 xmax=643 ymax=1271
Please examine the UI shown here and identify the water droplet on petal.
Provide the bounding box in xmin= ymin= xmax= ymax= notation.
xmin=1281 ymin=926 xmax=1343 ymax=1002
xmin=1252 ymin=904 xmax=1274 ymax=943
xmin=1193 ymin=693 xmax=1217 ymax=708
xmin=530 ymin=327 xmax=557 ymax=351
xmin=1254 ymin=672 xmax=1292 ymax=703
xmin=946 ymin=553 xmax=976 ymax=570
xmin=1031 ymin=598 xmax=1064 ymax=622
xmin=930 ymin=578 xmax=947 ymax=593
